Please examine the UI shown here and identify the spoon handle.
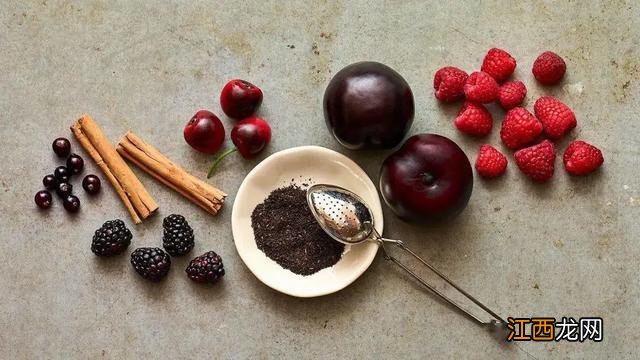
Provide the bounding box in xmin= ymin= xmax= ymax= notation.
xmin=378 ymin=237 xmax=506 ymax=326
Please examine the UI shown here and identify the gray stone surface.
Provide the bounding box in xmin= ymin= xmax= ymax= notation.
xmin=1 ymin=1 xmax=639 ymax=358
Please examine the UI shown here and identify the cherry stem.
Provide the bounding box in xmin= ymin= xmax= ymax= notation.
xmin=207 ymin=148 xmax=237 ymax=178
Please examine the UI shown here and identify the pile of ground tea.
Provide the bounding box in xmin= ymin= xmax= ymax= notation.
xmin=251 ymin=185 xmax=344 ymax=275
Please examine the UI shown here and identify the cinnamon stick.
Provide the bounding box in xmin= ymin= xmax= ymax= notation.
xmin=117 ymin=131 xmax=226 ymax=215
xmin=71 ymin=115 xmax=158 ymax=223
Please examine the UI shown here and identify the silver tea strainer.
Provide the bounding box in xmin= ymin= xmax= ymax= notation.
xmin=307 ymin=184 xmax=506 ymax=327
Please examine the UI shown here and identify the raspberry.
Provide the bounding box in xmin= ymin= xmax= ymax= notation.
xmin=532 ymin=51 xmax=566 ymax=85
xmin=500 ymin=107 xmax=543 ymax=150
xmin=475 ymin=144 xmax=507 ymax=178
xmin=514 ymin=140 xmax=556 ymax=183
xmin=497 ymin=80 xmax=527 ymax=110
xmin=563 ymin=140 xmax=604 ymax=176
xmin=433 ymin=66 xmax=468 ymax=102
xmin=481 ymin=48 xmax=516 ymax=82
xmin=454 ymin=102 xmax=493 ymax=137
xmin=463 ymin=71 xmax=499 ymax=103
xmin=533 ymin=96 xmax=576 ymax=140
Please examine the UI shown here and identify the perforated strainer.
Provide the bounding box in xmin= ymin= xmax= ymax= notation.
xmin=307 ymin=184 xmax=506 ymax=327
xmin=306 ymin=185 xmax=374 ymax=244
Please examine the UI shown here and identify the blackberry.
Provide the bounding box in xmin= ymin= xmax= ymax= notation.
xmin=130 ymin=247 xmax=171 ymax=281
xmin=91 ymin=219 xmax=132 ymax=256
xmin=162 ymin=214 xmax=194 ymax=256
xmin=186 ymin=251 xmax=225 ymax=284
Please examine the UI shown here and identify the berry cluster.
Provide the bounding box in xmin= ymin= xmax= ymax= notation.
xmin=34 ymin=137 xmax=102 ymax=212
xmin=91 ymin=215 xmax=224 ymax=284
xmin=91 ymin=219 xmax=132 ymax=256
xmin=162 ymin=214 xmax=195 ymax=256
xmin=433 ymin=48 xmax=603 ymax=182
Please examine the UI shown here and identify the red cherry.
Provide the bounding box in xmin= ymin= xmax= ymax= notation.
xmin=183 ymin=110 xmax=225 ymax=154
xmin=207 ymin=116 xmax=272 ymax=178
xmin=231 ymin=116 xmax=272 ymax=158
xmin=220 ymin=79 xmax=263 ymax=119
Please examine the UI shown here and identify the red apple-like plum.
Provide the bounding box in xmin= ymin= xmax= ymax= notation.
xmin=323 ymin=61 xmax=414 ymax=150
xmin=380 ymin=134 xmax=473 ymax=222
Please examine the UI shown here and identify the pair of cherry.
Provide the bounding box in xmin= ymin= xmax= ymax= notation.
xmin=183 ymin=80 xmax=271 ymax=177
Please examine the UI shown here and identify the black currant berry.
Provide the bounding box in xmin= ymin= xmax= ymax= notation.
xmin=35 ymin=190 xmax=53 ymax=209
xmin=82 ymin=174 xmax=101 ymax=195
xmin=42 ymin=174 xmax=57 ymax=190
xmin=54 ymin=166 xmax=70 ymax=183
xmin=52 ymin=138 xmax=71 ymax=157
xmin=56 ymin=182 xmax=73 ymax=197
xmin=66 ymin=153 xmax=84 ymax=175
xmin=63 ymin=195 xmax=80 ymax=213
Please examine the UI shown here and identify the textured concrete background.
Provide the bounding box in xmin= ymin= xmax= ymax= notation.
xmin=1 ymin=0 xmax=638 ymax=359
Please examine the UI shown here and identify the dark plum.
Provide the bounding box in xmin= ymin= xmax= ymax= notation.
xmin=323 ymin=61 xmax=414 ymax=150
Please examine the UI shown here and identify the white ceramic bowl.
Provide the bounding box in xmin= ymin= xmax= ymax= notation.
xmin=232 ymin=146 xmax=383 ymax=297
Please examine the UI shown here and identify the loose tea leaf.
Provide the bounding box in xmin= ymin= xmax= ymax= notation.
xmin=251 ymin=185 xmax=344 ymax=276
